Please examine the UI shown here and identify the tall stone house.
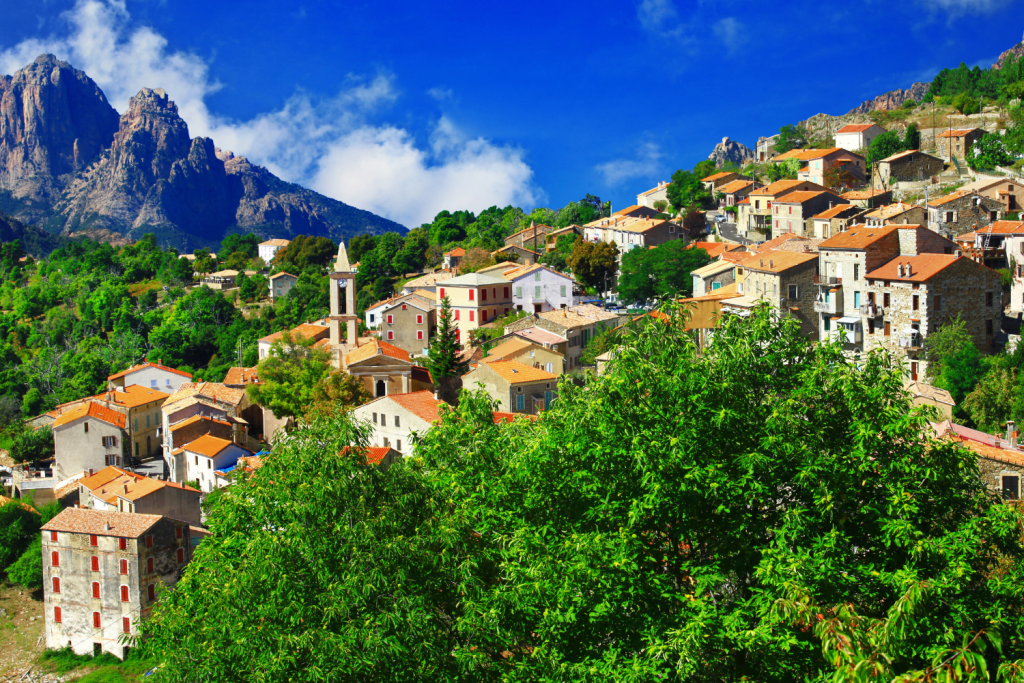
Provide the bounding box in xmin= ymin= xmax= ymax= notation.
xmin=690 ymin=260 xmax=736 ymax=297
xmin=769 ymin=190 xmax=848 ymax=239
xmin=734 ymin=251 xmax=819 ymax=338
xmin=42 ymin=508 xmax=202 ymax=659
xmin=864 ymin=203 xmax=928 ymax=227
xmin=840 ymin=189 xmax=893 ymax=209
xmin=873 ymin=150 xmax=945 ymax=187
xmin=815 ymin=224 xmax=956 ymax=352
xmin=53 ymin=403 xmax=127 ymax=481
xmin=863 ymin=254 xmax=1002 ymax=380
xmin=462 ymin=360 xmax=559 ymax=414
xmin=503 ymin=304 xmax=619 ymax=370
xmin=937 ymin=128 xmax=984 ymax=163
xmin=740 ymin=180 xmax=829 ymax=235
xmin=378 ymin=296 xmax=436 ymax=357
xmin=268 ymin=272 xmax=298 ymax=301
xmin=927 ymin=190 xmax=1004 ymax=238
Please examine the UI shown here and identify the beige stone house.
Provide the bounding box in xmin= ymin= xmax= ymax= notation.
xmin=505 ymin=222 xmax=553 ymax=251
xmin=873 ymin=150 xmax=945 ymax=187
xmin=42 ymin=508 xmax=201 ymax=659
xmin=88 ymin=385 xmax=168 ymax=462
xmin=582 ymin=214 xmax=686 ymax=262
xmin=906 ymin=382 xmax=955 ymax=420
xmin=735 ymin=251 xmax=819 ymax=338
xmin=927 ymin=190 xmax=1004 ymax=237
xmin=741 ymin=180 xmax=829 ymax=235
xmin=344 ymin=339 xmax=433 ymax=398
xmin=937 ymin=128 xmax=984 ymax=162
xmin=462 ymin=360 xmax=559 ymax=415
xmin=961 ymin=177 xmax=1024 ymax=213
xmin=810 ymin=204 xmax=865 ymax=239
xmin=52 ymin=403 xmax=127 ymax=481
xmin=503 ymin=304 xmax=619 ymax=370
xmin=544 ymin=225 xmax=583 ymax=251
xmin=492 ymin=244 xmax=539 ymax=265
xmin=776 ymin=148 xmax=867 ymax=188
xmin=378 ymin=296 xmax=436 ymax=358
xmin=864 ymin=254 xmax=1002 ymax=380
xmin=864 ymin=203 xmax=928 ymax=227
xmin=257 ymin=320 xmax=331 ymax=360
xmin=484 ymin=337 xmax=565 ymax=375
xmin=716 ymin=179 xmax=759 ymax=207
xmin=769 ymin=190 xmax=848 ymax=239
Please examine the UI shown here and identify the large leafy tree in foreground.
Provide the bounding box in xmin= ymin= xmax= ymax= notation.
xmin=141 ymin=306 xmax=1024 ymax=682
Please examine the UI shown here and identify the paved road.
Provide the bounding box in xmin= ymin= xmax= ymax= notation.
xmin=716 ymin=221 xmax=758 ymax=247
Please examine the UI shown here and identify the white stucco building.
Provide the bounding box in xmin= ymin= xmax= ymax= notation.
xmin=177 ymin=435 xmax=253 ymax=493
xmin=106 ymin=362 xmax=193 ymax=394
xmin=258 ymin=239 xmax=291 ymax=265
xmin=350 ymin=391 xmax=442 ymax=457
xmin=502 ymin=264 xmax=578 ymax=313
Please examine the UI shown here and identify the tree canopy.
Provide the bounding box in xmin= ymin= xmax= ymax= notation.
xmin=617 ymin=243 xmax=711 ymax=303
xmin=567 ymin=240 xmax=618 ymax=293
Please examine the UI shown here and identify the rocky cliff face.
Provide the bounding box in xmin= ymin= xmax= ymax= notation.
xmin=708 ymin=137 xmax=752 ymax=168
xmin=0 ymin=55 xmax=405 ymax=249
xmin=845 ymin=82 xmax=930 ymax=115
xmin=0 ymin=54 xmax=119 ymax=204
xmin=993 ymin=32 xmax=1024 ymax=70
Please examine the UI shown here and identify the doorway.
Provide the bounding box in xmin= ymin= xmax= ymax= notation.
xmin=533 ymin=304 xmax=543 ymax=313
xmin=1003 ymin=475 xmax=1020 ymax=500
xmin=375 ymin=380 xmax=386 ymax=397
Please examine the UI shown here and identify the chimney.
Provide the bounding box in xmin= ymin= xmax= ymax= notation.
xmin=89 ymin=468 xmax=94 ymax=476
xmin=898 ymin=264 xmax=904 ymax=277
xmin=769 ymin=259 xmax=774 ymax=268
xmin=123 ymin=483 xmax=129 ymax=494
xmin=905 ymin=264 xmax=912 ymax=277
xmin=1008 ymin=420 xmax=1017 ymax=447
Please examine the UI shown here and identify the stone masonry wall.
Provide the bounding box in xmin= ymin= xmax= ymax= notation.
xmin=898 ymin=226 xmax=955 ymax=257
xmin=930 ymin=194 xmax=1004 ymax=237
xmin=978 ymin=455 xmax=1024 ymax=499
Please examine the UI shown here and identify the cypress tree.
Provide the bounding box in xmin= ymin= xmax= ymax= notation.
xmin=425 ymin=295 xmax=468 ymax=405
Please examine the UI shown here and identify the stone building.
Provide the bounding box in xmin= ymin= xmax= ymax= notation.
xmin=769 ymin=190 xmax=848 ymax=239
xmin=809 ymin=205 xmax=866 ymax=239
xmin=344 ymin=339 xmax=434 ymax=398
xmin=378 ymin=296 xmax=436 ymax=358
xmin=840 ymin=189 xmax=893 ymax=209
xmin=864 ymin=254 xmax=1002 ymax=380
xmin=741 ymin=180 xmax=830 ymax=236
xmin=257 ymin=320 xmax=331 ymax=361
xmin=503 ymin=304 xmax=620 ymax=370
xmin=88 ymin=386 xmax=168 ymax=463
xmin=462 ymin=360 xmax=559 ymax=415
xmin=690 ymin=259 xmax=736 ymax=296
xmin=873 ymin=150 xmax=945 ymax=186
xmin=76 ymin=467 xmax=202 ymax=525
xmin=775 ymin=148 xmax=867 ymax=188
xmin=505 ymin=222 xmax=554 ymax=251
xmin=927 ymin=190 xmax=1004 ymax=238
xmin=934 ymin=421 xmax=1024 ymax=499
xmin=995 ymin=223 xmax=1024 ymax=313
xmin=961 ymin=177 xmax=1024 ymax=213
xmin=52 ymin=403 xmax=127 ymax=481
xmin=42 ymin=508 xmax=201 ymax=659
xmin=735 ymin=251 xmax=819 ymax=338
xmin=864 ymin=203 xmax=928 ymax=227
xmin=351 ymin=390 xmax=442 ymax=457
xmin=937 ymin=128 xmax=984 ymax=162
xmin=491 ymin=244 xmax=539 ymax=265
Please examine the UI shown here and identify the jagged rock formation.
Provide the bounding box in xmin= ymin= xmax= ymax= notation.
xmin=0 ymin=209 xmax=69 ymax=255
xmin=798 ymin=113 xmax=875 ymax=143
xmin=708 ymin=137 xmax=752 ymax=168
xmin=0 ymin=55 xmax=405 ymax=249
xmin=845 ymin=83 xmax=930 ymax=115
xmin=993 ymin=32 xmax=1024 ymax=69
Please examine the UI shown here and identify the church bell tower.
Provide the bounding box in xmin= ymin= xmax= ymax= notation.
xmin=329 ymin=241 xmax=359 ymax=366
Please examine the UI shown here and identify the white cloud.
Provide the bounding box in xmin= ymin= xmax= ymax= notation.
xmin=637 ymin=0 xmax=679 ymax=32
xmin=0 ymin=0 xmax=538 ymax=227
xmin=712 ymin=17 xmax=746 ymax=54
xmin=924 ymin=0 xmax=1013 ymax=13
xmin=595 ymin=142 xmax=662 ymax=186
xmin=427 ymin=87 xmax=453 ymax=101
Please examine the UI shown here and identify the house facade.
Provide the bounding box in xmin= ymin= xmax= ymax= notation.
xmin=840 ymin=189 xmax=893 ymax=209
xmin=258 ymin=239 xmax=290 ymax=264
xmin=735 ymin=251 xmax=819 ymax=338
xmin=351 ymin=391 xmax=441 ymax=457
xmin=716 ymin=179 xmax=758 ymax=207
xmin=873 ymin=150 xmax=945 ymax=186
xmin=810 ymin=205 xmax=865 ymax=239
xmin=769 ymin=191 xmax=848 ymax=239
xmin=637 ymin=181 xmax=671 ymax=208
xmin=483 ymin=337 xmax=565 ymax=375
xmin=344 ymin=339 xmax=433 ymax=398
xmin=503 ymin=304 xmax=620 ymax=370
xmin=378 ymin=297 xmax=436 ymax=357
xmin=505 ymin=222 xmax=553 ymax=251
xmin=741 ymin=180 xmax=830 ymax=235
xmin=503 ymin=264 xmax=577 ymax=313
xmin=834 ymin=123 xmax=886 ymax=151
xmin=436 ymin=273 xmax=514 ymax=342
xmin=962 ymin=177 xmax=1024 ymax=213
xmin=582 ymin=215 xmax=685 ymax=262
xmin=107 ymin=362 xmax=192 ymax=394
xmin=268 ymin=272 xmax=298 ymax=301
xmin=700 ymin=172 xmax=741 ymax=194
xmin=462 ymin=360 xmax=559 ymax=414
xmin=928 ymin=190 xmax=1004 ymax=237
xmin=52 ymin=403 xmax=128 ymax=481
xmin=864 ymin=203 xmax=928 ymax=227
xmin=937 ymin=128 xmax=984 ymax=162
xmin=178 ymin=435 xmax=254 ymax=493
xmin=994 ymin=223 xmax=1024 ymax=313
xmin=776 ymin=148 xmax=867 ymax=188
xmin=76 ymin=467 xmax=201 ymax=525
xmin=690 ymin=259 xmax=736 ymax=297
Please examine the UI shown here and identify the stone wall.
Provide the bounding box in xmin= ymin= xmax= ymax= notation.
xmin=978 ymin=454 xmax=1024 ymax=499
xmin=930 ymin=194 xmax=1004 ymax=237
xmin=875 ymin=152 xmax=945 ymax=186
xmin=744 ymin=261 xmax=819 ymax=338
xmin=898 ymin=226 xmax=955 ymax=256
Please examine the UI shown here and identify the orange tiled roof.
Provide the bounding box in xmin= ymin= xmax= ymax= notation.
xmin=269 ymin=272 xmax=298 ymax=280
xmin=258 ymin=321 xmax=330 ymax=345
xmin=879 ymin=149 xmax=924 ymax=163
xmin=865 ymin=202 xmax=921 ymax=219
xmin=345 ymin=339 xmax=411 ymax=366
xmin=701 ymin=172 xmax=734 ymax=182
xmin=446 ymin=247 xmax=466 ymax=257
xmin=385 ymin=390 xmax=442 ymax=424
xmin=864 ymin=254 xmax=964 ymax=283
xmin=952 ymin=436 xmax=1024 ymax=468
xmin=42 ymin=508 xmax=164 ymax=538
xmin=841 ymin=189 xmax=890 ymax=200
xmin=223 ymin=367 xmax=261 ymax=386
xmin=836 ymin=123 xmax=876 ymax=133
xmin=0 ymin=495 xmax=39 ymax=513
xmin=52 ymin=402 xmax=126 ymax=429
xmin=77 ymin=467 xmax=136 ymax=492
xmin=737 ymin=251 xmax=818 ymax=273
xmin=718 ymin=179 xmax=755 ymax=194
xmin=685 ymin=241 xmax=744 ymax=259
xmin=938 ymin=129 xmax=980 ymax=138
xmin=340 ymin=446 xmax=398 ymax=466
xmin=755 ymin=234 xmax=808 ymax=252
xmin=179 ymin=434 xmax=238 ymax=458
xmin=164 ymin=382 xmax=246 ymax=408
xmin=749 ymin=180 xmax=827 ymax=196
xmin=108 ymin=362 xmax=192 ymax=382
xmin=169 ymin=415 xmax=231 ymax=432
xmin=483 ymin=359 xmax=559 ymax=384
xmin=90 ymin=384 xmax=168 ymax=409
xmin=772 ymin=190 xmax=832 ymax=205
xmin=493 ymin=411 xmax=539 ymax=424
xmin=928 ymin=189 xmax=978 ymax=207
xmin=813 ymin=204 xmax=862 ymax=220
xmin=956 ymin=221 xmax=1024 ymax=240
xmin=736 ymin=197 xmax=750 ymax=205
xmin=818 ymin=224 xmax=899 ymax=249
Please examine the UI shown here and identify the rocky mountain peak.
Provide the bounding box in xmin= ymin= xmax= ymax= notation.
xmin=708 ymin=137 xmax=753 ymax=168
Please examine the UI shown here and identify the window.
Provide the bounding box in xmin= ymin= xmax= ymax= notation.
xmin=84 ymin=422 xmax=89 ymax=433
xmin=402 ymin=304 xmax=407 ymax=310
xmin=52 ymin=577 xmax=60 ymax=594
xmin=120 ymin=559 xmax=128 ymax=574
xmin=854 ymin=291 xmax=861 ymax=308
xmin=504 ymin=307 xmax=509 ymax=315
xmin=91 ymin=556 xmax=99 ymax=571
xmin=208 ymin=460 xmax=212 ymax=469
xmin=386 ymin=314 xmax=393 ymax=325
xmin=560 ymin=285 xmax=566 ymax=297
xmin=455 ymin=310 xmax=460 ymax=321
xmin=92 ymin=582 xmax=100 ymax=599
xmin=146 ymin=535 xmax=153 ymax=549
xmin=53 ymin=607 xmax=61 ymax=624
xmin=50 ymin=531 xmax=57 ymax=542
xmin=123 ymin=617 xmax=131 ymax=634
xmin=516 ymin=394 xmax=525 ymax=411
xmin=93 ymin=612 xmax=101 ymax=628
xmin=372 ymin=412 xmax=377 ymax=424
xmin=102 ymin=436 xmax=117 ymax=447
xmin=481 ymin=288 xmax=488 ymax=301
xmin=469 ymin=290 xmax=475 ymax=301
xmin=987 ymin=292 xmax=994 ymax=307
xmin=177 ymin=548 xmax=185 ymax=564
xmin=439 ymin=288 xmax=445 ymax=300
xmin=503 ymin=287 xmax=510 ymax=298
xmin=120 ymin=585 xmax=129 ymax=602
xmin=417 ymin=330 xmax=424 ymax=340
xmin=397 ymin=439 xmax=402 ymax=452
xmin=515 ymin=287 xmax=522 ymax=298
xmin=482 ymin=310 xmax=488 ymax=323
xmin=50 ymin=549 xmax=60 ymax=568
xmin=151 ymin=379 xmax=157 ymax=388
xmin=119 ymin=537 xmax=127 ymax=550
xmin=147 ymin=558 xmax=154 ymax=573
xmin=387 ymin=330 xmax=394 ymax=340
xmin=535 ymin=286 xmax=541 ymax=298
xmin=176 ymin=527 xmax=183 ymax=540
xmin=934 ymin=295 xmax=942 ymax=311
xmin=416 ymin=314 xmax=423 ymax=324
xmin=912 ymin=295 xmax=918 ymax=311
xmin=883 ymin=292 xmax=890 ymax=308
xmin=469 ymin=311 xmax=475 ymax=322
xmin=1004 ymin=475 xmax=1020 ymax=500
xmin=854 ymin=264 xmax=859 ymax=281
xmin=823 ymin=317 xmax=831 ymax=332
xmin=987 ymin=319 xmax=994 ymax=335
xmin=546 ymin=362 xmax=553 ymax=373
xmin=788 ymin=285 xmax=798 ymax=299
xmin=148 ymin=584 xmax=156 ymax=601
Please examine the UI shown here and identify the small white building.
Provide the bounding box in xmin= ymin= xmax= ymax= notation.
xmin=834 ymin=123 xmax=886 ymax=152
xmin=268 ymin=272 xmax=298 ymax=301
xmin=258 ymin=239 xmax=291 ymax=265
xmin=350 ymin=391 xmax=442 ymax=457
xmin=637 ymin=181 xmax=671 ymax=208
xmin=502 ymin=264 xmax=578 ymax=313
xmin=106 ymin=362 xmax=193 ymax=394
xmin=176 ymin=435 xmax=253 ymax=493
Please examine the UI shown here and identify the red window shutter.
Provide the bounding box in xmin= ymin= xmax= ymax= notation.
xmin=417 ymin=331 xmax=423 ymax=340
xmin=119 ymin=537 xmax=127 ymax=550
xmin=50 ymin=531 xmax=57 ymax=542
xmin=402 ymin=304 xmax=407 ymax=310
xmin=176 ymin=527 xmax=182 ymax=539
xmin=416 ymin=315 xmax=422 ymax=324
xmin=387 ymin=314 xmax=393 ymax=324
xmin=51 ymin=551 xmax=59 ymax=567
xmin=439 ymin=287 xmax=445 ymax=300
xmin=91 ymin=556 xmax=99 ymax=572
xmin=54 ymin=606 xmax=61 ymax=623
xmin=52 ymin=577 xmax=60 ymax=594
xmin=148 ymin=584 xmax=156 ymax=601
xmin=455 ymin=310 xmax=460 ymax=321
xmin=482 ymin=289 xmax=487 ymax=301
xmin=92 ymin=582 xmax=100 ymax=599
xmin=469 ymin=290 xmax=475 ymax=301
xmin=120 ymin=559 xmax=128 ymax=574
xmin=93 ymin=612 xmax=100 ymax=628
xmin=90 ymin=534 xmax=98 ymax=547
xmin=123 ymin=616 xmax=131 ymax=634
xmin=177 ymin=548 xmax=185 ymax=563
xmin=492 ymin=288 xmax=497 ymax=299
xmin=469 ymin=311 xmax=475 ymax=322
xmin=482 ymin=310 xmax=488 ymax=323
xmin=387 ymin=331 xmax=394 ymax=340
xmin=146 ymin=558 xmax=154 ymax=573
xmin=504 ymin=287 xmax=509 ymax=298
xmin=146 ymin=535 xmax=153 ymax=548
xmin=120 ymin=585 xmax=129 ymax=602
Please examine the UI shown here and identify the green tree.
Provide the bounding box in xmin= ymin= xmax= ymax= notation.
xmin=693 ymin=159 xmax=719 ymax=180
xmin=866 ymin=129 xmax=906 ymax=167
xmin=392 ymin=228 xmax=429 ymax=274
xmin=903 ymin=122 xmax=921 ymax=150
xmin=348 ymin=234 xmax=378 ymax=265
xmin=9 ymin=426 xmax=54 ymax=464
xmin=246 ymin=331 xmax=334 ymax=420
xmin=967 ymin=132 xmax=1014 ymax=170
xmin=774 ymin=124 xmax=810 ymax=153
xmin=936 ymin=342 xmax=987 ymax=407
xmin=953 ymin=91 xmax=980 ymax=115
xmin=424 ymin=296 xmax=467 ymax=405
xmin=238 ymin=273 xmax=268 ymax=303
xmin=538 ymin=233 xmax=578 ymax=272
xmin=0 ymin=499 xmax=40 ymax=573
xmin=304 ymin=369 xmax=374 ymax=421
xmin=961 ymin=365 xmax=1018 ymax=432
xmin=192 ymin=248 xmax=216 ymax=274
xmin=7 ymin=537 xmax=42 ymax=588
xmin=923 ymin=314 xmax=973 ymax=382
xmin=273 ymin=235 xmax=336 ymax=272
xmin=666 ymin=169 xmax=710 ymax=213
xmin=618 ymin=243 xmax=711 ymax=304
xmin=566 ymin=240 xmax=619 ymax=293
xmin=219 ymin=233 xmax=261 ymax=259
xmin=222 ymin=251 xmax=252 ymax=272
xmin=766 ymin=158 xmax=801 ymax=182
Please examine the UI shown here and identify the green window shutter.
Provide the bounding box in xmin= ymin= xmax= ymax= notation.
xmin=560 ymin=285 xmax=566 ymax=296
xmin=535 ymin=286 xmax=541 ymax=298
xmin=516 ymin=287 xmax=522 ymax=298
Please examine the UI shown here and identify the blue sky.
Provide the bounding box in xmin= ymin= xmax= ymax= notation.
xmin=1 ymin=0 xmax=1022 ymax=227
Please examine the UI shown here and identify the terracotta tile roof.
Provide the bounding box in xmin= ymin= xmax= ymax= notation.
xmin=269 ymin=272 xmax=298 ymax=280
xmin=638 ymin=180 xmax=671 ymax=196
xmin=411 ymin=289 xmax=437 ymax=301
xmin=774 ymin=238 xmax=823 ymax=253
xmin=42 ymin=508 xmax=164 ymax=538
xmin=701 ymin=172 xmax=734 ymax=182
xmin=755 ymin=234 xmax=809 ymax=252
xmin=798 ymin=166 xmax=810 ymax=173
xmin=493 ymin=244 xmax=540 ymax=256
xmin=938 ymin=128 xmax=980 ymax=138
xmin=951 ymin=437 xmax=1024 ymax=468
xmin=680 ymin=281 xmax=740 ymax=301
xmin=502 ymin=263 xmax=574 ymax=282
xmin=772 ymin=190 xmax=832 ymax=204
xmin=382 ymin=390 xmax=442 ymax=424
xmin=107 ymin=362 xmax=192 ymax=382
xmin=906 ymin=381 xmax=954 ymax=406
xmin=736 ymin=251 xmax=818 ymax=273
xmin=836 ymin=123 xmax=877 ymax=133
xmin=583 ymin=215 xmax=672 ymax=234
xmin=736 ymin=197 xmax=750 ymax=205
xmin=483 ymin=359 xmax=559 ymax=384
xmin=236 ymin=455 xmax=264 ymax=472
xmin=717 ymin=180 xmax=754 ymax=194
xmin=493 ymin=411 xmax=538 ymax=424
xmin=404 ymin=270 xmax=456 ymax=289
xmin=259 ymin=239 xmax=291 ymax=247
xmin=813 ymin=204 xmax=862 ymax=220
xmin=223 ymin=367 xmax=261 ymax=386
xmin=956 ymin=221 xmax=1024 ymax=240
xmin=774 ymin=147 xmax=862 ymax=162
xmin=928 ymin=190 xmax=976 ymax=207
xmin=690 ymin=259 xmax=735 ymax=278
xmin=750 ymin=180 xmax=827 ymax=196
xmin=865 ymin=202 xmax=920 ymax=219
xmin=52 ymin=402 xmax=126 ymax=429
xmin=512 ymin=326 xmax=568 ymax=345
xmin=169 ymin=415 xmax=231 ymax=432
xmin=685 ymin=241 xmax=744 ymax=259
xmin=880 ymin=149 xmax=925 ymax=163
xmin=721 ymin=251 xmax=749 ymax=263
xmin=865 ymin=254 xmax=964 ymax=282
xmin=179 ymin=434 xmax=238 ymax=459
xmin=345 ymin=339 xmax=411 ymax=366
xmin=164 ymin=382 xmax=246 ymax=408
xmin=446 ymin=247 xmax=466 ymax=257
xmin=90 ymin=385 xmax=168 ymax=409
xmin=536 ymin=304 xmax=619 ymax=329
xmin=841 ymin=189 xmax=890 ymax=200
xmin=257 ymin=321 xmax=330 ymax=345
xmin=340 ymin=446 xmax=399 ymax=466
xmin=819 ymin=224 xmax=898 ymax=249
xmin=485 ymin=337 xmax=539 ymax=361
xmin=612 ymin=205 xmax=664 ymax=218
xmin=77 ymin=466 xmax=135 ymax=492
xmin=87 ymin=472 xmax=198 ymax=504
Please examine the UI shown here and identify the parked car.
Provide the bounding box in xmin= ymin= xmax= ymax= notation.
xmin=714 ymin=214 xmax=727 ymax=223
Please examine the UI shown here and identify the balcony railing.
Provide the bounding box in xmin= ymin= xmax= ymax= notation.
xmin=813 ymin=300 xmax=837 ymax=313
xmin=859 ymin=303 xmax=881 ymax=317
xmin=898 ymin=335 xmax=921 ymax=350
xmin=814 ymin=275 xmax=842 ymax=286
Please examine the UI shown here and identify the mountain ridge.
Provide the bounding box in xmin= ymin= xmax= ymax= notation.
xmin=0 ymin=55 xmax=406 ymax=250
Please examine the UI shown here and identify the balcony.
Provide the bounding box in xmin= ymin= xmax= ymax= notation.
xmin=814 ymin=275 xmax=842 ymax=286
xmin=830 ymin=322 xmax=862 ymax=345
xmin=859 ymin=303 xmax=881 ymax=317
xmin=898 ymin=334 xmax=922 ymax=350
xmin=814 ymin=291 xmax=842 ymax=315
